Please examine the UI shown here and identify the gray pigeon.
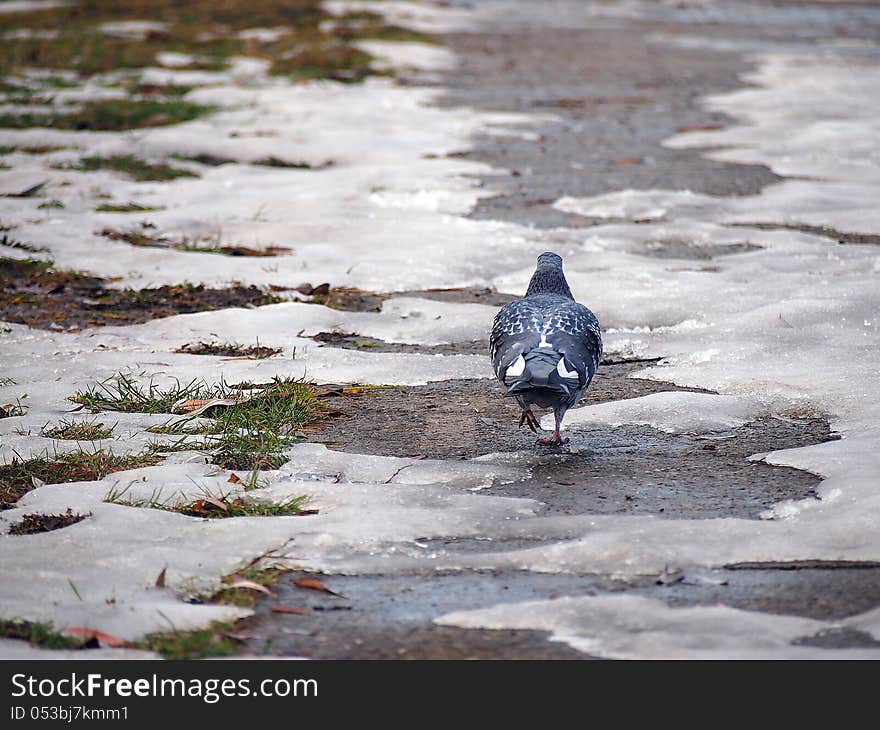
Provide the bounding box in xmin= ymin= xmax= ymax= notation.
xmin=489 ymin=252 xmax=602 ymax=445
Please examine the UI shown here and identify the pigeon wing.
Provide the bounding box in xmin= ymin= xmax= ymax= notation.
xmin=545 ymin=302 xmax=603 ymax=387
xmin=489 ymin=299 xmax=542 ymax=381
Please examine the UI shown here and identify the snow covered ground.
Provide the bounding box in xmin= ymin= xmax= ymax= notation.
xmin=1 ymin=0 xmax=879 ymax=658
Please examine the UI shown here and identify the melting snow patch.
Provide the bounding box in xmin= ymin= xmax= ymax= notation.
xmin=436 ymin=594 xmax=880 ymax=659
xmin=544 ymin=392 xmax=763 ymax=435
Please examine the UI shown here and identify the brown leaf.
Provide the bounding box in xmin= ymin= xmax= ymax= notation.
xmin=271 ymin=605 xmax=313 ymax=615
xmin=227 ymin=473 xmax=242 ymax=484
xmin=311 ymin=282 xmax=331 ymax=296
xmin=64 ymin=627 xmax=132 ymax=648
xmin=154 ymin=566 xmax=166 ymax=588
xmin=612 ymin=157 xmax=642 ymax=166
xmin=291 ymin=577 xmax=346 ymax=598
xmin=202 ymin=496 xmax=228 ymax=512
xmin=171 ymin=395 xmax=250 ymax=416
xmin=226 ymin=580 xmax=274 ymax=596
xmin=674 ymin=123 xmax=723 ymax=133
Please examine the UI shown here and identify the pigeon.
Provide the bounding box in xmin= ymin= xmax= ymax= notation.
xmin=489 ymin=252 xmax=602 ymax=445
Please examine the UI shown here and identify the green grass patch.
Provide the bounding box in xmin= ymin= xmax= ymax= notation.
xmin=70 ymin=373 xmax=217 ymax=414
xmin=59 ymin=154 xmax=197 ymax=181
xmin=42 ymin=418 xmax=115 ymax=441
xmin=0 ymin=618 xmax=85 ymax=650
xmin=0 ymin=449 xmax=161 ymax=510
xmin=0 ymin=99 xmax=213 ymax=131
xmin=0 ymin=2 xmax=420 ymax=90
xmin=269 ymin=44 xmax=381 ymax=82
xmin=135 ymin=622 xmax=241 ymax=660
xmin=95 ymin=202 xmax=163 ymax=213
xmin=71 ymin=374 xmax=328 ymax=471
xmin=105 ymin=483 xmax=310 ymax=519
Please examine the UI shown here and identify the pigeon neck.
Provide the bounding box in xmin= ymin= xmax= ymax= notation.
xmin=525 ymin=266 xmax=574 ymax=300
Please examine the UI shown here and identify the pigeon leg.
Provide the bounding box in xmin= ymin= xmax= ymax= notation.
xmin=537 ymin=411 xmax=569 ymax=446
xmin=518 ymin=408 xmax=539 ymax=434
xmin=526 ymin=409 xmax=541 ymax=432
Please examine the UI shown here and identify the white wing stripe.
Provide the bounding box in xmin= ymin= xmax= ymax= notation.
xmin=556 ymin=358 xmax=579 ymax=379
xmin=505 ymin=354 xmax=526 ymax=381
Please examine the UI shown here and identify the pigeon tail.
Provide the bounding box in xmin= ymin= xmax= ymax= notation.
xmin=504 ymin=348 xmax=573 ymax=399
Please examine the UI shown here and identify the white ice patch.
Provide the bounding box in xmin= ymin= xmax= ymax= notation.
xmin=545 ymin=392 xmax=763 ymax=434
xmin=436 ymin=595 xmax=880 ymax=659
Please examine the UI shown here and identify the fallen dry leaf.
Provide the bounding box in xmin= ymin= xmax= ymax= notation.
xmin=227 ymin=473 xmax=242 ymax=484
xmin=225 ymin=580 xmax=274 ymax=596
xmin=171 ymin=395 xmax=251 ymax=416
xmin=64 ymin=627 xmax=132 ymax=648
xmin=613 ymin=157 xmax=642 ymax=166
xmin=674 ymin=123 xmax=724 ymax=133
xmin=271 ymin=605 xmax=313 ymax=615
xmin=291 ymin=577 xmax=346 ymax=598
xmin=154 ymin=566 xmax=166 ymax=589
xmin=201 ymin=496 xmax=229 ymax=512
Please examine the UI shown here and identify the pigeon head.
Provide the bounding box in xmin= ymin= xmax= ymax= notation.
xmin=525 ymin=251 xmax=574 ymax=299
